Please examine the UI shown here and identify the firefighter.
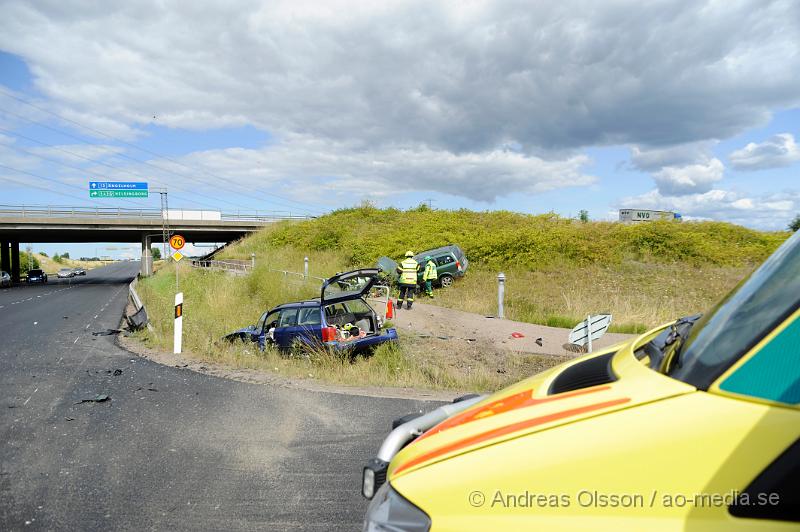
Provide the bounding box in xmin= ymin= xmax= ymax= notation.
xmin=396 ymin=250 xmax=420 ymax=310
xmin=423 ymin=255 xmax=437 ymax=297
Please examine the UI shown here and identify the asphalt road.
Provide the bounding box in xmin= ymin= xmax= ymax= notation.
xmin=0 ymin=262 xmax=437 ymax=531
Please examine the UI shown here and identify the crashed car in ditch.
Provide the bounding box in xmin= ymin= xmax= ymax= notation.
xmin=362 ymin=231 xmax=800 ymax=531
xmin=377 ymin=245 xmax=468 ymax=289
xmin=225 ymin=269 xmax=397 ymax=353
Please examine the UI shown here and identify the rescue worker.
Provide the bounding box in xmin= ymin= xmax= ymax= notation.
xmin=396 ymin=250 xmax=420 ymax=310
xmin=423 ymin=255 xmax=437 ymax=297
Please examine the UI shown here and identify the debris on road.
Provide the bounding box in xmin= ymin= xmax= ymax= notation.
xmin=74 ymin=394 xmax=110 ymax=404
xmin=511 ymin=332 xmax=525 ymax=338
xmin=93 ymin=329 xmax=123 ymax=336
xmin=105 ymin=369 xmax=123 ymax=376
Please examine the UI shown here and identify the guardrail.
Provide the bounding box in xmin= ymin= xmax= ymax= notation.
xmin=0 ymin=204 xmax=312 ymax=222
xmin=190 ymin=258 xmax=326 ymax=282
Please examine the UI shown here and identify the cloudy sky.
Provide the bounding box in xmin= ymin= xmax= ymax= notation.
xmin=0 ymin=0 xmax=798 ymax=256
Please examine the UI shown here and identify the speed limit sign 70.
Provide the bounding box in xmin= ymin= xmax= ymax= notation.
xmin=170 ymin=234 xmax=186 ymax=251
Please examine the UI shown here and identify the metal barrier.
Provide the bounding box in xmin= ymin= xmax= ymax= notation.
xmin=190 ymin=258 xmax=326 ymax=282
xmin=0 ymin=204 xmax=312 ymax=222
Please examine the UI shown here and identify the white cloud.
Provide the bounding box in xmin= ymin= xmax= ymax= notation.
xmin=619 ymin=188 xmax=799 ymax=230
xmin=0 ymin=1 xmax=799 ymax=153
xmin=729 ymin=133 xmax=800 ymax=171
xmin=0 ymin=1 xmax=798 ymax=207
xmin=96 ymin=134 xmax=596 ymax=204
xmin=29 ymin=144 xmax=125 ymax=164
xmin=629 ymin=141 xmax=717 ymax=171
xmin=651 ymin=158 xmax=724 ymax=196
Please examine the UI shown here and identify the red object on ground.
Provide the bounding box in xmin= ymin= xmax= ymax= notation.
xmin=386 ymin=299 xmax=394 ymax=319
xmin=511 ymin=332 xmax=525 ymax=338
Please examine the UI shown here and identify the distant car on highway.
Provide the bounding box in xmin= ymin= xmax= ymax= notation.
xmin=72 ymin=267 xmax=86 ymax=276
xmin=377 ymin=244 xmax=468 ymax=288
xmin=57 ymin=268 xmax=76 ymax=279
xmin=26 ymin=269 xmax=47 ymax=283
xmin=0 ymin=270 xmax=10 ymax=288
xmin=225 ymin=269 xmax=397 ymax=354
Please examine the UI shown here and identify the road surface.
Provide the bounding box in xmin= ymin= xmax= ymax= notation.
xmin=0 ymin=262 xmax=436 ymax=531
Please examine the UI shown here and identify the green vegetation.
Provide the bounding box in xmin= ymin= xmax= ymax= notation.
xmin=134 ymin=207 xmax=790 ymax=390
xmin=790 ymin=214 xmax=800 ymax=232
xmin=136 ymin=262 xmax=559 ymax=392
xmin=20 ymin=250 xmax=40 ymax=275
xmin=226 ymin=205 xmax=787 ymax=269
xmin=151 ymin=247 xmax=161 ymax=260
xmin=214 ymin=206 xmax=785 ymax=333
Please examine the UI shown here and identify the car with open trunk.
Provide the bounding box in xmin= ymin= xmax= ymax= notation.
xmin=225 ymin=269 xmax=397 ymax=354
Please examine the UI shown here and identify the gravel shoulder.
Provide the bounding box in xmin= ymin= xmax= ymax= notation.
xmin=387 ymin=300 xmax=635 ymax=355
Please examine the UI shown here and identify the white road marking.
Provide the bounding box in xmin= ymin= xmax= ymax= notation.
xmin=33 ymin=321 xmax=38 ymax=325
xmin=73 ymin=337 xmax=79 ymax=344
xmin=23 ymin=388 xmax=39 ymax=405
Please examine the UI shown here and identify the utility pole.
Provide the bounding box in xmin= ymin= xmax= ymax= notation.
xmin=151 ymin=187 xmax=170 ymax=262
xmin=424 ymin=198 xmax=435 ymax=209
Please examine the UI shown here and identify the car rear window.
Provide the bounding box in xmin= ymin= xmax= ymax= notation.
xmin=435 ymin=255 xmax=454 ymax=266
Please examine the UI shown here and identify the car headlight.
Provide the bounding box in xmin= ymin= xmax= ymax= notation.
xmin=363 ymin=482 xmax=431 ymax=532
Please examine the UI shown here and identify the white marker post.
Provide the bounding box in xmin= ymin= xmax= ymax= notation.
xmin=174 ymin=292 xmax=183 ymax=354
xmin=586 ymin=315 xmax=592 ymax=353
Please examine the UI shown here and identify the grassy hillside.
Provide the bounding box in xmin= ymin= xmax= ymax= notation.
xmin=223 ymin=205 xmax=788 ymax=269
xmin=214 ymin=206 xmax=788 ymax=333
xmin=135 ymin=207 xmax=788 ymax=390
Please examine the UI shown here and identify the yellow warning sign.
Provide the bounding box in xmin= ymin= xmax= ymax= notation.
xmin=172 ymin=251 xmax=184 ymax=262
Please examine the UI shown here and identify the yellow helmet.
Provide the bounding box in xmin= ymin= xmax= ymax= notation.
xmin=405 ymin=251 xmax=414 ymax=257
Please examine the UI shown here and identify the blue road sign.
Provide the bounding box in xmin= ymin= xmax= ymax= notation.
xmin=89 ymin=181 xmax=148 ymax=190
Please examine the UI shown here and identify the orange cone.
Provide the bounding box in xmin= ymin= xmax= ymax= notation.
xmin=386 ymin=299 xmax=394 ymax=319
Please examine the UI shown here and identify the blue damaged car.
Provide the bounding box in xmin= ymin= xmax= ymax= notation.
xmin=224 ymin=269 xmax=398 ymax=354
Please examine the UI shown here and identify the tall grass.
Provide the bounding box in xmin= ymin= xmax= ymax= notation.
xmin=430 ymin=263 xmax=752 ymax=333
xmin=136 ymin=263 xmax=565 ymax=392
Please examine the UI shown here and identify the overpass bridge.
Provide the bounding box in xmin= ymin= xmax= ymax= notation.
xmin=0 ymin=205 xmax=309 ymax=280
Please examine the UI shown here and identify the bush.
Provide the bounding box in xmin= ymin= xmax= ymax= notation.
xmin=20 ymin=251 xmax=40 ymax=274
xmin=229 ymin=206 xmax=788 ymax=269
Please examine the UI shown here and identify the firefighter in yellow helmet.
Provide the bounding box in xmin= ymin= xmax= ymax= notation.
xmin=396 ymin=251 xmax=420 ymax=310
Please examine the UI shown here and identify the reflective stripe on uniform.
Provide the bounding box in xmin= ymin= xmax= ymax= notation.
xmin=400 ymin=258 xmax=419 ymax=284
xmin=423 ymin=261 xmax=437 ymax=281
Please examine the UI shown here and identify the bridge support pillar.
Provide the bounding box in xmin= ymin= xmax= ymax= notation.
xmin=141 ymin=235 xmax=153 ymax=277
xmin=10 ymin=242 xmax=20 ymax=284
xmin=0 ymin=241 xmax=9 ymax=277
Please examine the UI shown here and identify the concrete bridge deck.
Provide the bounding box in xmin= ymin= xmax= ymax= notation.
xmin=0 ymin=205 xmax=309 ymax=280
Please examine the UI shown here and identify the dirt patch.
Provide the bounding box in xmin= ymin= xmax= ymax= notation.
xmin=385 ymin=300 xmax=634 ymax=355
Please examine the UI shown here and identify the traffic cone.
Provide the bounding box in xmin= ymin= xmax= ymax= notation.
xmin=386 ymin=299 xmax=394 ymax=319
